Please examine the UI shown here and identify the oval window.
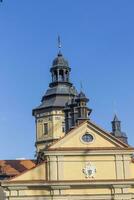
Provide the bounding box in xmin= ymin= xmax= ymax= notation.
xmin=82 ymin=133 xmax=94 ymax=143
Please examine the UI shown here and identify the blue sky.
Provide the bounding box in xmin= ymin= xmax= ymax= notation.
xmin=0 ymin=0 xmax=134 ymax=159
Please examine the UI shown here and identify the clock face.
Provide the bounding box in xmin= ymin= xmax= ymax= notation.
xmin=82 ymin=133 xmax=94 ymax=143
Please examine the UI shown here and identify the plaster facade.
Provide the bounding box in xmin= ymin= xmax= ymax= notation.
xmin=1 ymin=50 xmax=134 ymax=200
xmin=2 ymin=121 xmax=134 ymax=200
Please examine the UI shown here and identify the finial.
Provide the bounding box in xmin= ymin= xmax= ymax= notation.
xmin=80 ymin=81 xmax=83 ymax=92
xmin=58 ymin=35 xmax=61 ymax=49
xmin=113 ymin=100 xmax=118 ymax=116
xmin=57 ymin=35 xmax=62 ymax=56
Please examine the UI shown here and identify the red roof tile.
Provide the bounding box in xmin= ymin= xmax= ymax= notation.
xmin=0 ymin=160 xmax=36 ymax=177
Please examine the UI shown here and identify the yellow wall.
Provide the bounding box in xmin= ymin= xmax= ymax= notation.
xmin=13 ymin=163 xmax=46 ymax=181
xmin=36 ymin=110 xmax=65 ymax=151
xmin=46 ymin=153 xmax=133 ymax=181
xmin=4 ymin=121 xmax=134 ymax=199
xmin=50 ymin=123 xmax=118 ymax=149
xmin=18 ymin=189 xmax=50 ymax=196
xmin=62 ymin=188 xmax=111 ymax=195
xmin=129 ymin=161 xmax=134 ymax=178
xmin=49 ymin=155 xmax=116 ymax=180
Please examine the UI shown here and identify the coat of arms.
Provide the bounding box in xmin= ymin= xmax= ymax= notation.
xmin=82 ymin=163 xmax=96 ymax=178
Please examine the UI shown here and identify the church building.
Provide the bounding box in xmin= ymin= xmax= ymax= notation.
xmin=0 ymin=42 xmax=134 ymax=200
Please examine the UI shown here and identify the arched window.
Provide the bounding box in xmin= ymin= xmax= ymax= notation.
xmin=65 ymin=70 xmax=69 ymax=81
xmin=59 ymin=70 xmax=64 ymax=81
xmin=53 ymin=70 xmax=57 ymax=82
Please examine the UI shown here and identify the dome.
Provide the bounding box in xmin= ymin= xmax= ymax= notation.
xmin=52 ymin=52 xmax=69 ymax=68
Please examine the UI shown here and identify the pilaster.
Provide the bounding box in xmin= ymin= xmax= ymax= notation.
xmin=49 ymin=156 xmax=58 ymax=181
xmin=115 ymin=155 xmax=124 ymax=179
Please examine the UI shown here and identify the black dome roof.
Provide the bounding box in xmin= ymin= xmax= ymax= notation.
xmin=33 ymin=84 xmax=78 ymax=111
xmin=52 ymin=52 xmax=69 ymax=68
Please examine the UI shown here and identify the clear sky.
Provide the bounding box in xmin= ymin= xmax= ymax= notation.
xmin=0 ymin=0 xmax=134 ymax=159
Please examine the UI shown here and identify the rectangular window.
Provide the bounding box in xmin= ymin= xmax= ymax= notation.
xmin=62 ymin=122 xmax=65 ymax=132
xmin=44 ymin=123 xmax=48 ymax=135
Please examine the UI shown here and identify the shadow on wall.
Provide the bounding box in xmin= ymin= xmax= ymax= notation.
xmin=0 ymin=187 xmax=6 ymax=200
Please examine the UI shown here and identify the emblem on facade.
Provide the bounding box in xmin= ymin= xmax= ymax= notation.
xmin=82 ymin=163 xmax=96 ymax=178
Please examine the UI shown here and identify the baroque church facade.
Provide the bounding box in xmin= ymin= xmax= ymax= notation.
xmin=0 ymin=45 xmax=134 ymax=200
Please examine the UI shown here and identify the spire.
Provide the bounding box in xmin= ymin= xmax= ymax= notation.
xmin=58 ymin=35 xmax=62 ymax=49
xmin=113 ymin=114 xmax=120 ymax=122
xmin=112 ymin=114 xmax=121 ymax=132
xmin=111 ymin=114 xmax=128 ymax=144
xmin=58 ymin=35 xmax=62 ymax=55
xmin=80 ymin=81 xmax=83 ymax=92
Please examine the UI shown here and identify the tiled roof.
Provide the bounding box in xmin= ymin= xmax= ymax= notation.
xmin=0 ymin=160 xmax=36 ymax=179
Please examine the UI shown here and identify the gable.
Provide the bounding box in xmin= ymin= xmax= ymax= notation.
xmin=49 ymin=121 xmax=128 ymax=149
xmin=9 ymin=162 xmax=46 ymax=182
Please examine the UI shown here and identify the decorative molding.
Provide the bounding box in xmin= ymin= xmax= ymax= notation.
xmin=82 ymin=162 xmax=96 ymax=178
xmin=80 ymin=132 xmax=95 ymax=145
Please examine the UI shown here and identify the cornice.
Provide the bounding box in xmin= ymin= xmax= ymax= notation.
xmin=43 ymin=147 xmax=134 ymax=156
xmin=2 ymin=179 xmax=134 ymax=188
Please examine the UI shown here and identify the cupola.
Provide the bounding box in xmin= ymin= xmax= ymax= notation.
xmin=49 ymin=37 xmax=71 ymax=87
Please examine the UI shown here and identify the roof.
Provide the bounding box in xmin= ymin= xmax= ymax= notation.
xmin=52 ymin=52 xmax=69 ymax=68
xmin=113 ymin=114 xmax=120 ymax=122
xmin=38 ymin=95 xmax=72 ymax=109
xmin=33 ymin=84 xmax=78 ymax=112
xmin=0 ymin=160 xmax=36 ymax=179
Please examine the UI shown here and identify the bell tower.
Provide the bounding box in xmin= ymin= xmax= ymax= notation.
xmin=111 ymin=114 xmax=128 ymax=144
xmin=32 ymin=38 xmax=77 ymax=154
xmin=50 ymin=52 xmax=71 ymax=85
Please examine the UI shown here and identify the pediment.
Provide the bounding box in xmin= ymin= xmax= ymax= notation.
xmin=49 ymin=121 xmax=128 ymax=149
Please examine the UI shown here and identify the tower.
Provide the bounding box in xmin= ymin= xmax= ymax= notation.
xmin=76 ymin=91 xmax=92 ymax=124
xmin=64 ymin=91 xmax=92 ymax=133
xmin=32 ymin=39 xmax=77 ymax=153
xmin=111 ymin=114 xmax=128 ymax=144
